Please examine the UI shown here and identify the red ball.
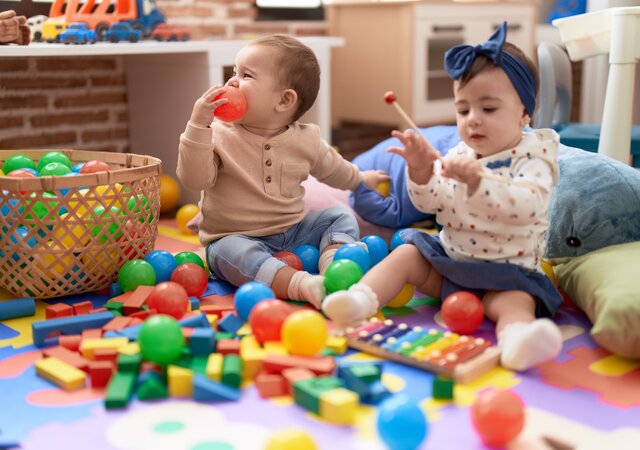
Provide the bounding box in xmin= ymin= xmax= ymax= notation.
xmin=117 ymin=219 xmax=149 ymax=262
xmin=441 ymin=291 xmax=484 ymax=334
xmin=471 ymin=390 xmax=525 ymax=447
xmin=214 ymin=87 xmax=247 ymax=122
xmin=146 ymin=281 xmax=190 ymax=319
xmin=273 ymin=251 xmax=303 ymax=271
xmin=80 ymin=160 xmax=110 ymax=174
xmin=248 ymin=299 xmax=294 ymax=344
xmin=384 ymin=91 xmax=397 ymax=104
xmin=170 ymin=263 xmax=208 ymax=298
xmin=7 ymin=169 xmax=36 ymax=195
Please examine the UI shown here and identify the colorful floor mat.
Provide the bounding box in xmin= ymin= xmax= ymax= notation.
xmin=1 ymin=219 xmax=639 ymax=449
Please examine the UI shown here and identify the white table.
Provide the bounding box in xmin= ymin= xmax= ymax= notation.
xmin=0 ymin=38 xmax=345 ymax=203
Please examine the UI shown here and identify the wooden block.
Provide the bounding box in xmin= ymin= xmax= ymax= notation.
xmin=58 ymin=334 xmax=82 ymax=352
xmin=217 ymin=339 xmax=241 ymax=355
xmin=81 ymin=328 xmax=103 ymax=340
xmin=326 ymin=336 xmax=348 ymax=354
xmin=320 ymin=388 xmax=359 ymax=425
xmin=72 ymin=301 xmax=93 ymax=316
xmin=117 ymin=342 xmax=140 ymax=356
xmin=128 ymin=309 xmax=154 ymax=320
xmin=43 ymin=345 xmax=91 ymax=372
xmin=189 ymin=327 xmax=216 ymax=355
xmin=88 ymin=308 xmax=108 ymax=314
xmin=0 ymin=297 xmax=35 ymax=320
xmin=102 ymin=316 xmax=134 ymax=332
xmin=263 ymin=341 xmax=288 ymax=356
xmin=80 ymin=337 xmax=129 ymax=359
xmin=199 ymin=293 xmax=234 ymax=308
xmin=205 ymin=314 xmax=218 ymax=328
xmin=167 ymin=365 xmax=193 ymax=397
xmin=205 ymin=353 xmax=223 ymax=382
xmin=255 ymin=372 xmax=287 ymax=398
xmin=293 ymin=376 xmax=343 ymax=414
xmin=221 ymin=354 xmax=243 ymax=388
xmin=94 ymin=348 xmax=119 ymax=364
xmin=104 ymin=370 xmax=136 ymax=409
xmin=122 ymin=285 xmax=154 ymax=315
xmin=240 ymin=335 xmax=264 ymax=380
xmin=89 ymin=360 xmax=114 ymax=388
xmin=193 ymin=374 xmax=241 ymax=402
xmin=45 ymin=303 xmax=73 ymax=319
xmin=136 ymin=371 xmax=168 ymax=401
xmin=281 ymin=367 xmax=315 ymax=396
xmin=218 ymin=313 xmax=244 ymax=335
xmin=263 ymin=354 xmax=336 ymax=376
xmin=35 ymin=357 xmax=86 ymax=391
xmin=32 ymin=311 xmax=113 ymax=347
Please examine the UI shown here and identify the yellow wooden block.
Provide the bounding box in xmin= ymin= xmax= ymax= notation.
xmin=319 ymin=388 xmax=359 ymax=425
xmin=205 ymin=353 xmax=223 ymax=382
xmin=206 ymin=314 xmax=218 ymax=329
xmin=263 ymin=341 xmax=288 ymax=355
xmin=80 ymin=337 xmax=130 ymax=359
xmin=167 ymin=365 xmax=193 ymax=397
xmin=118 ymin=342 xmax=140 ymax=356
xmin=236 ymin=323 xmax=252 ymax=337
xmin=240 ymin=335 xmax=265 ymax=380
xmin=327 ymin=336 xmax=348 ymax=354
xmin=35 ymin=357 xmax=87 ymax=391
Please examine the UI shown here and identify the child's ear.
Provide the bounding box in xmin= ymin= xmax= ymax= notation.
xmin=520 ymin=110 xmax=531 ymax=128
xmin=276 ymin=88 xmax=298 ymax=113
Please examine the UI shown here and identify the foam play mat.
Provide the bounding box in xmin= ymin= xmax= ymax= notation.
xmin=1 ymin=219 xmax=639 ymax=449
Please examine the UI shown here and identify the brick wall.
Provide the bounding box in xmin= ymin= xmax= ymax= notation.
xmin=0 ymin=1 xmax=327 ymax=153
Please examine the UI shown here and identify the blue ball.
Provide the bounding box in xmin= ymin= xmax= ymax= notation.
xmin=293 ymin=244 xmax=320 ymax=274
xmin=0 ymin=226 xmax=37 ymax=263
xmin=335 ymin=243 xmax=370 ymax=273
xmin=0 ymin=193 xmax=19 ymax=218
xmin=361 ymin=235 xmax=389 ymax=267
xmin=145 ymin=250 xmax=178 ymax=283
xmin=391 ymin=228 xmax=410 ymax=251
xmin=234 ymin=281 xmax=275 ymax=322
xmin=72 ymin=162 xmax=86 ymax=173
xmin=21 ymin=168 xmax=39 ymax=176
xmin=377 ymin=394 xmax=429 ymax=450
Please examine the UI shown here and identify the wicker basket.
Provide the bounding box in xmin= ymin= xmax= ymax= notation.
xmin=0 ymin=149 xmax=161 ymax=299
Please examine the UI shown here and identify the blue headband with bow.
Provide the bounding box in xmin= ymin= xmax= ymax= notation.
xmin=444 ymin=21 xmax=536 ymax=117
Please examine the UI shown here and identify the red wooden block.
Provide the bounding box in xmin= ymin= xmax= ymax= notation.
xmin=122 ymin=285 xmax=154 ymax=315
xmin=262 ymin=355 xmax=336 ymax=376
xmin=89 ymin=360 xmax=114 ymax=388
xmin=58 ymin=334 xmax=82 ymax=352
xmin=254 ymin=372 xmax=287 ymax=398
xmin=94 ymin=348 xmax=118 ymax=364
xmin=199 ymin=293 xmax=234 ymax=308
xmin=81 ymin=328 xmax=103 ymax=340
xmin=45 ymin=303 xmax=73 ymax=319
xmin=281 ymin=367 xmax=315 ymax=396
xmin=43 ymin=345 xmax=91 ymax=372
xmin=72 ymin=301 xmax=94 ymax=315
xmin=199 ymin=305 xmax=233 ymax=317
xmin=128 ymin=318 xmax=143 ymax=326
xmin=102 ymin=316 xmax=133 ymax=332
xmin=182 ymin=327 xmax=195 ymax=340
xmin=88 ymin=307 xmax=108 ymax=314
xmin=140 ymin=361 xmax=163 ymax=374
xmin=217 ymin=339 xmax=241 ymax=355
xmin=128 ymin=309 xmax=154 ymax=320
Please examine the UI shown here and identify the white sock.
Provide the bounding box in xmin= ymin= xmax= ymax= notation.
xmin=321 ymin=283 xmax=379 ymax=327
xmin=318 ymin=248 xmax=338 ymax=275
xmin=498 ymin=318 xmax=563 ymax=371
xmin=287 ymin=271 xmax=326 ymax=309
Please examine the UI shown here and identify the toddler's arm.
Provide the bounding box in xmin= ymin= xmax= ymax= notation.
xmin=387 ymin=129 xmax=440 ymax=185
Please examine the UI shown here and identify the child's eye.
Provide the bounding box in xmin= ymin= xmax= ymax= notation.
xmin=483 ymin=108 xmax=497 ymax=113
xmin=243 ymin=73 xmax=253 ymax=79
xmin=457 ymin=110 xmax=469 ymax=116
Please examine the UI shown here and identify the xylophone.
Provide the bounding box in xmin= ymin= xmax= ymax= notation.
xmin=345 ymin=318 xmax=501 ymax=383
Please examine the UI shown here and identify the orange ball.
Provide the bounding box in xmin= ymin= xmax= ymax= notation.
xmin=159 ymin=175 xmax=181 ymax=213
xmin=281 ymin=310 xmax=328 ymax=356
xmin=176 ymin=203 xmax=199 ymax=234
xmin=471 ymin=390 xmax=525 ymax=447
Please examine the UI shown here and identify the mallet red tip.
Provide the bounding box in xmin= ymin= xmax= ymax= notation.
xmin=384 ymin=91 xmax=397 ymax=104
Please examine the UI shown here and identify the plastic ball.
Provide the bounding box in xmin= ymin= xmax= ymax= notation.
xmin=361 ymin=235 xmax=389 ymax=267
xmin=170 ymin=263 xmax=208 ymax=298
xmin=377 ymin=394 xmax=429 ymax=450
xmin=335 ymin=243 xmax=370 ymax=273
xmin=3 ymin=154 xmax=36 ymax=174
xmin=80 ymin=159 xmax=110 ymax=174
xmin=471 ymin=390 xmax=525 ymax=447
xmin=274 ymin=251 xmax=303 ymax=271
xmin=265 ymin=428 xmax=318 ymax=450
xmin=281 ymin=309 xmax=328 ymax=357
xmin=0 ymin=169 xmax=3 ymax=176
xmin=55 ymin=213 xmax=89 ymax=248
xmin=293 ymin=244 xmax=320 ymax=274
xmin=118 ymin=259 xmax=156 ymax=292
xmin=174 ymin=251 xmax=205 ymax=270
xmin=387 ymin=284 xmax=415 ymax=308
xmin=126 ymin=194 xmax=153 ymax=224
xmin=90 ymin=205 xmax=125 ymax=243
xmin=234 ymin=280 xmax=275 ymax=322
xmin=145 ymin=250 xmax=178 ymax=283
xmin=138 ymin=315 xmax=185 ymax=365
xmin=118 ymin=219 xmax=150 ymax=260
xmin=176 ymin=203 xmax=199 ymax=234
xmin=214 ymin=87 xmax=247 ymax=122
xmin=37 ymin=151 xmax=72 ymax=172
xmin=390 ymin=228 xmax=409 ymax=250
xmin=39 ymin=161 xmax=72 ymax=177
xmin=21 ymin=192 xmax=59 ymax=223
xmin=248 ymin=299 xmax=293 ymax=344
xmin=7 ymin=169 xmax=36 ymax=195
xmin=441 ymin=291 xmax=484 ymax=334
xmin=72 ymin=162 xmax=86 ymax=173
xmin=377 ymin=180 xmax=390 ymax=197
xmin=159 ymin=175 xmax=181 ymax=213
xmin=540 ymin=259 xmax=557 ymax=287
xmin=0 ymin=226 xmax=37 ymax=262
xmin=324 ymin=259 xmax=363 ymax=293
xmin=146 ymin=281 xmax=190 ymax=319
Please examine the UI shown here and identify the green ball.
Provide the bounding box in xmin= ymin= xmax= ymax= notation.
xmin=118 ymin=259 xmax=156 ymax=292
xmin=126 ymin=194 xmax=154 ymax=224
xmin=91 ymin=205 xmax=125 ymax=242
xmin=324 ymin=259 xmax=363 ymax=293
xmin=40 ymin=162 xmax=72 ymax=177
xmin=174 ymin=251 xmax=205 ymax=270
xmin=138 ymin=315 xmax=185 ymax=365
xmin=37 ymin=152 xmax=72 ymax=172
xmin=3 ymin=154 xmax=36 ymax=174
xmin=21 ymin=192 xmax=58 ymax=222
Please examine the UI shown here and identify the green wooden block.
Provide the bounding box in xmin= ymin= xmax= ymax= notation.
xmin=348 ymin=364 xmax=381 ymax=384
xmin=221 ymin=354 xmax=243 ymax=389
xmin=432 ymin=376 xmax=455 ymax=400
xmin=117 ymin=353 xmax=141 ymax=373
xmin=104 ymin=301 xmax=123 ymax=313
xmin=105 ymin=370 xmax=137 ymax=409
xmin=216 ymin=331 xmax=235 ymax=340
xmin=190 ymin=354 xmax=209 ymax=375
xmin=320 ymin=348 xmax=337 ymax=357
xmin=136 ymin=372 xmax=168 ymax=401
xmin=293 ymin=376 xmax=343 ymax=414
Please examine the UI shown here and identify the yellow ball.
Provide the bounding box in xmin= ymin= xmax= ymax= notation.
xmin=35 ymin=242 xmax=75 ymax=277
xmin=377 ymin=180 xmax=390 ymax=197
xmin=540 ymin=259 xmax=557 ymax=287
xmin=265 ymin=428 xmax=318 ymax=450
xmin=54 ymin=213 xmax=90 ymax=249
xmin=0 ymin=169 xmax=4 ymax=176
xmin=282 ymin=310 xmax=328 ymax=357
xmin=94 ymin=184 xmax=125 ymax=210
xmin=387 ymin=283 xmax=415 ymax=308
xmin=176 ymin=203 xmax=199 ymax=234
xmin=159 ymin=175 xmax=181 ymax=213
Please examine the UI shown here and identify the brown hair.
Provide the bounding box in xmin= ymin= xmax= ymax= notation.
xmin=250 ymin=34 xmax=320 ymax=122
xmin=457 ymin=42 xmax=539 ymax=115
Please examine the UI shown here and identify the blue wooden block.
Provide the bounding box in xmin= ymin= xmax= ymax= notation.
xmin=110 ymin=282 xmax=124 ymax=298
xmin=189 ymin=296 xmax=200 ymax=311
xmin=105 ymin=312 xmax=212 ymax=341
xmin=0 ymin=297 xmax=35 ymax=320
xmin=192 ymin=374 xmax=241 ymax=402
xmin=218 ymin=313 xmax=244 ymax=335
xmin=32 ymin=311 xmax=114 ymax=347
xmin=189 ymin=327 xmax=216 ymax=355
xmin=361 ymin=380 xmax=391 ymax=405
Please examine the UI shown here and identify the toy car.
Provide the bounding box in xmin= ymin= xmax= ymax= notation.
xmin=27 ymin=15 xmax=48 ymax=42
xmin=41 ymin=19 xmax=68 ymax=43
xmin=150 ymin=23 xmax=190 ymax=42
xmin=104 ymin=22 xmax=142 ymax=43
xmin=59 ymin=22 xmax=97 ymax=44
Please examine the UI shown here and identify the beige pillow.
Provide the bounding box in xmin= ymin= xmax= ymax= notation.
xmin=554 ymin=241 xmax=640 ymax=358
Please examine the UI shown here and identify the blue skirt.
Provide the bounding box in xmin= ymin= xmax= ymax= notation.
xmin=401 ymin=229 xmax=563 ymax=318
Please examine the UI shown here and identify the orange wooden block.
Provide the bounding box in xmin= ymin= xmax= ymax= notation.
xmin=93 ymin=348 xmax=118 ymax=363
xmin=281 ymin=367 xmax=315 ymax=395
xmin=46 ymin=303 xmax=73 ymax=319
xmin=128 ymin=318 xmax=143 ymax=326
xmin=182 ymin=327 xmax=195 ymax=340
xmin=102 ymin=316 xmax=133 ymax=332
xmin=262 ymin=354 xmax=336 ymax=376
xmin=88 ymin=360 xmax=114 ymax=388
xmin=81 ymin=328 xmax=103 ymax=340
xmin=72 ymin=301 xmax=94 ymax=315
xmin=141 ymin=361 xmax=163 ymax=374
xmin=255 ymin=372 xmax=287 ymax=398
xmin=200 ymin=305 xmax=234 ymax=317
xmin=199 ymin=294 xmax=234 ymax=308
xmin=128 ymin=309 xmax=154 ymax=320
xmin=122 ymin=285 xmax=154 ymax=315
xmin=217 ymin=339 xmax=241 ymax=355
xmin=43 ymin=345 xmax=91 ymax=372
xmin=88 ymin=308 xmax=108 ymax=314
xmin=58 ymin=334 xmax=82 ymax=352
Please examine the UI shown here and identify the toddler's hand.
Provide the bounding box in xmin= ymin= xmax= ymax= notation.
xmin=441 ymin=155 xmax=482 ymax=194
xmin=361 ymin=170 xmax=390 ymax=193
xmin=387 ymin=129 xmax=440 ymax=184
xmin=189 ymin=85 xmax=228 ymax=128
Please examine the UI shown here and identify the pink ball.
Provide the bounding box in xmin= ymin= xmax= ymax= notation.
xmin=79 ymin=160 xmax=110 ymax=174
xmin=170 ymin=263 xmax=208 ymax=298
xmin=146 ymin=281 xmax=190 ymax=319
xmin=441 ymin=291 xmax=484 ymax=334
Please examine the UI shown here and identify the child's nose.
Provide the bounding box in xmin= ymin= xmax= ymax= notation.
xmin=225 ymin=78 xmax=239 ymax=88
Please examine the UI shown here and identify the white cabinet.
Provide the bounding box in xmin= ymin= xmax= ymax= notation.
xmin=327 ymin=1 xmax=537 ymax=127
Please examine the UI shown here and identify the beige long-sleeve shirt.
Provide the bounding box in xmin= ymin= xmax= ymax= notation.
xmin=177 ymin=121 xmax=363 ymax=245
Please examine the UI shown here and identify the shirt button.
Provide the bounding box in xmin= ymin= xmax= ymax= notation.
xmin=265 ymin=159 xmax=272 ymax=167
xmin=266 ymin=176 xmax=272 ymax=183
xmin=264 ymin=144 xmax=271 ymax=150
